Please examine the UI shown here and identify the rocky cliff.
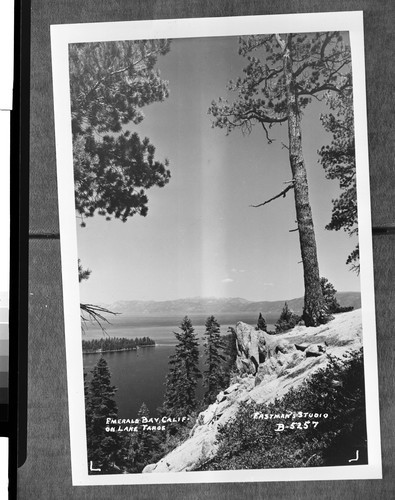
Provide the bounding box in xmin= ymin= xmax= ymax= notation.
xmin=143 ymin=309 xmax=363 ymax=473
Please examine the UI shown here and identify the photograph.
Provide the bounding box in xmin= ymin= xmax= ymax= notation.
xmin=51 ymin=12 xmax=381 ymax=485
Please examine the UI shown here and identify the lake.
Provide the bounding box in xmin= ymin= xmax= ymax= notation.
xmin=83 ymin=313 xmax=276 ymax=417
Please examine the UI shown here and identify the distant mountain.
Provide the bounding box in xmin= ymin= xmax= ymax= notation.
xmin=103 ymin=292 xmax=361 ymax=317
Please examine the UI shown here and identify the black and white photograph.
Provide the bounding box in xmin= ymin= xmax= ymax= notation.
xmin=51 ymin=12 xmax=381 ymax=485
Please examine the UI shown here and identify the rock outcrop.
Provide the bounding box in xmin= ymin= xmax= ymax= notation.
xmin=235 ymin=322 xmax=297 ymax=374
xmin=143 ymin=309 xmax=362 ymax=474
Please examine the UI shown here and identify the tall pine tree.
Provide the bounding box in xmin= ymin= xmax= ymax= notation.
xmin=203 ymin=316 xmax=226 ymax=404
xmin=85 ymin=357 xmax=124 ymax=473
xmin=162 ymin=317 xmax=201 ymax=418
xmin=209 ymin=32 xmax=352 ymax=326
xmin=125 ymin=402 xmax=159 ymax=473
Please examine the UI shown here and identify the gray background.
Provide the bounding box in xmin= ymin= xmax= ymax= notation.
xmin=21 ymin=0 xmax=395 ymax=498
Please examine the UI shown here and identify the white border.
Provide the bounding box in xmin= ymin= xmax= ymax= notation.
xmin=51 ymin=11 xmax=382 ymax=486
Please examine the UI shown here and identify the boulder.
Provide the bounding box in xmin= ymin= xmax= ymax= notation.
xmin=200 ymin=403 xmax=218 ymax=425
xmin=305 ymin=343 xmax=327 ymax=357
xmin=143 ymin=463 xmax=157 ymax=473
xmin=254 ymin=350 xmax=304 ymax=386
xmin=236 ymin=357 xmax=255 ymax=375
xmin=295 ymin=343 xmax=309 ymax=351
xmin=235 ymin=322 xmax=262 ymax=370
xmin=224 ymin=383 xmax=240 ymax=394
xmin=216 ymin=391 xmax=226 ymax=403
xmin=255 ymin=356 xmax=284 ymax=386
xmin=234 ymin=322 xmax=295 ymax=374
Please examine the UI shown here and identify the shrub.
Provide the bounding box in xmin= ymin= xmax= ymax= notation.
xmin=198 ymin=348 xmax=367 ymax=470
xmin=320 ymin=277 xmax=354 ymax=314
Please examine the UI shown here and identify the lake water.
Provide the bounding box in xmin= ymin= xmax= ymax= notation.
xmin=83 ymin=313 xmax=276 ymax=417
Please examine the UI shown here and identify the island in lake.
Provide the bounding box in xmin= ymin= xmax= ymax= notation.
xmin=82 ymin=336 xmax=155 ymax=354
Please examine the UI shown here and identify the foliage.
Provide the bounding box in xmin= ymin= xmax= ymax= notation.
xmin=82 ymin=336 xmax=155 ymax=353
xmin=199 ymin=348 xmax=367 ymax=471
xmin=203 ymin=316 xmax=227 ymax=404
xmin=318 ymin=90 xmax=359 ymax=272
xmin=152 ymin=409 xmax=200 ymax=464
xmin=320 ymin=277 xmax=341 ymax=313
xmin=73 ymin=131 xmax=171 ymax=224
xmin=78 ymin=259 xmax=91 ymax=282
xmin=85 ymin=357 xmax=126 ymax=473
xmin=256 ymin=312 xmax=267 ymax=332
xmin=209 ymin=33 xmax=351 ymax=136
xmin=162 ymin=317 xmax=202 ymax=420
xmin=275 ymin=302 xmax=301 ymax=333
xmin=70 ymin=40 xmax=170 ymax=134
xmin=69 ymin=40 xmax=171 ymax=225
xmin=320 ymin=277 xmax=354 ymax=314
xmin=124 ymin=402 xmax=162 ymax=473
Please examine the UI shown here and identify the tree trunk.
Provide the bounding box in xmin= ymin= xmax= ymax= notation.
xmin=283 ymin=38 xmax=329 ymax=327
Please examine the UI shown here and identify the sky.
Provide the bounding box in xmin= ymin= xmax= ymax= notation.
xmin=77 ymin=35 xmax=360 ymax=304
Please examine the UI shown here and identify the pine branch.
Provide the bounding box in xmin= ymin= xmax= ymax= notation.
xmin=250 ymin=182 xmax=294 ymax=208
xmin=84 ymin=49 xmax=161 ymax=102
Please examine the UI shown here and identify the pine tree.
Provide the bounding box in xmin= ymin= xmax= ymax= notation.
xmin=162 ymin=317 xmax=201 ymax=418
xmin=85 ymin=357 xmax=124 ymax=473
xmin=137 ymin=402 xmax=157 ymax=463
xmin=318 ymin=90 xmax=358 ymax=272
xmin=209 ymin=33 xmax=352 ymax=326
xmin=203 ymin=316 xmax=226 ymax=404
xmin=275 ymin=302 xmax=300 ymax=333
xmin=256 ymin=313 xmax=267 ymax=332
xmin=69 ymin=40 xmax=172 ymax=225
xmin=320 ymin=277 xmax=341 ymax=314
xmin=126 ymin=402 xmax=159 ymax=473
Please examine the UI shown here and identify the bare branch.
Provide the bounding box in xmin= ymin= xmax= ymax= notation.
xmin=289 ymin=228 xmax=299 ymax=232
xmin=80 ymin=303 xmax=119 ymax=334
xmin=253 ymin=111 xmax=288 ymax=125
xmin=299 ymin=77 xmax=352 ymax=98
xmin=250 ymin=183 xmax=294 ymax=208
xmin=261 ymin=122 xmax=274 ymax=143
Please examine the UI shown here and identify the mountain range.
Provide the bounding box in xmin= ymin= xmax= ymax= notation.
xmin=103 ymin=292 xmax=361 ymax=317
